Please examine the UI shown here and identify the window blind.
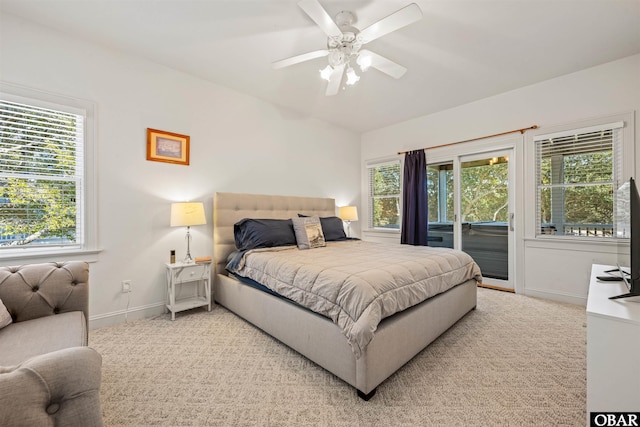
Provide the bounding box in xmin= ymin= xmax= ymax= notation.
xmin=535 ymin=122 xmax=624 ymax=238
xmin=0 ymin=99 xmax=84 ymax=247
xmin=369 ymin=162 xmax=401 ymax=197
xmin=367 ymin=160 xmax=401 ymax=229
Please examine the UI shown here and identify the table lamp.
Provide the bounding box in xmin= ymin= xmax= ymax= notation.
xmin=339 ymin=206 xmax=358 ymax=238
xmin=170 ymin=202 xmax=206 ymax=263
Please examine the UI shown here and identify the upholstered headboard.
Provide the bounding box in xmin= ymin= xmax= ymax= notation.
xmin=213 ymin=192 xmax=337 ymax=277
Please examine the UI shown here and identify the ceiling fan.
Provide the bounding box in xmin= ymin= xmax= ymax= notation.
xmin=273 ymin=0 xmax=423 ymax=96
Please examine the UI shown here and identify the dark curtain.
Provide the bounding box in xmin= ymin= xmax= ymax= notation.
xmin=401 ymin=150 xmax=428 ymax=245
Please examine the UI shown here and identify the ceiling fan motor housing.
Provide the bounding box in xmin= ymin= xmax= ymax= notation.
xmin=327 ymin=11 xmax=363 ymax=67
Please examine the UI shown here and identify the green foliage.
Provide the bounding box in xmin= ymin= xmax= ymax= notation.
xmin=460 ymin=159 xmax=509 ymax=223
xmin=0 ymin=102 xmax=78 ymax=245
xmin=372 ymin=198 xmax=400 ymax=228
xmin=562 ymin=152 xmax=613 ymax=224
xmin=539 ymin=151 xmax=614 ymax=229
xmin=381 ymin=148 xmax=613 ymax=234
xmin=373 ymin=165 xmax=400 ymax=196
xmin=427 ymin=166 xmax=454 ymax=223
xmin=372 ymin=165 xmax=400 ymax=228
xmin=563 ymin=152 xmax=612 ymax=184
xmin=0 ymin=178 xmax=76 ymax=240
xmin=564 ymin=185 xmax=612 ymax=224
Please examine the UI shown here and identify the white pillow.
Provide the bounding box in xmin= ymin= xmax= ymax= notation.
xmin=292 ymin=216 xmax=326 ymax=249
xmin=0 ymin=298 xmax=11 ymax=330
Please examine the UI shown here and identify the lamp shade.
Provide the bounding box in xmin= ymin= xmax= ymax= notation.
xmin=339 ymin=206 xmax=359 ymax=222
xmin=170 ymin=202 xmax=206 ymax=227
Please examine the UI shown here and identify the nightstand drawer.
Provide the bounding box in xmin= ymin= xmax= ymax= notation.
xmin=171 ymin=263 xmax=209 ymax=284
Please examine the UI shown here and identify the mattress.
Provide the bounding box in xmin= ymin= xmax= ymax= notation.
xmin=227 ymin=240 xmax=482 ymax=356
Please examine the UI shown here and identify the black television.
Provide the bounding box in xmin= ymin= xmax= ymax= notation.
xmin=610 ymin=177 xmax=640 ymax=301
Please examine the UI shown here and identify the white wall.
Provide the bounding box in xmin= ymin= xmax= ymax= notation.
xmin=0 ymin=14 xmax=361 ymax=327
xmin=362 ymin=54 xmax=640 ymax=305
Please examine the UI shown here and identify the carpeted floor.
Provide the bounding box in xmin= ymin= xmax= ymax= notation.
xmin=90 ymin=288 xmax=586 ymax=426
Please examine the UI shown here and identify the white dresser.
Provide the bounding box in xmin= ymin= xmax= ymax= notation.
xmin=586 ymin=264 xmax=640 ymax=415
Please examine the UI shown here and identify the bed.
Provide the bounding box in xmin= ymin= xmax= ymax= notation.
xmin=213 ymin=192 xmax=480 ymax=400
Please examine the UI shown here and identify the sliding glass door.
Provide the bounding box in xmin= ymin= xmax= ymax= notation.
xmin=427 ymin=149 xmax=515 ymax=290
xmin=459 ymin=150 xmax=514 ymax=290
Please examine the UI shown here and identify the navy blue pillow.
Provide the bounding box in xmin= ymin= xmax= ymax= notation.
xmin=233 ymin=218 xmax=297 ymax=251
xmin=297 ymin=214 xmax=347 ymax=241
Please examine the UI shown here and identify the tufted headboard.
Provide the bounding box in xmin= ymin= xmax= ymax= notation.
xmin=213 ymin=192 xmax=337 ymax=277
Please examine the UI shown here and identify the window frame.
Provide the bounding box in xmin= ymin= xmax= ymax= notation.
xmin=529 ymin=112 xmax=635 ymax=242
xmin=0 ymin=83 xmax=98 ymax=263
xmin=427 ymin=162 xmax=454 ymax=224
xmin=365 ymin=158 xmax=402 ymax=231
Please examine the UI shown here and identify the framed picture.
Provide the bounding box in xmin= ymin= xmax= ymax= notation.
xmin=146 ymin=128 xmax=190 ymax=165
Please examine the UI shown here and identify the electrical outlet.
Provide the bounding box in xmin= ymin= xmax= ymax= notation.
xmin=121 ymin=280 xmax=132 ymax=293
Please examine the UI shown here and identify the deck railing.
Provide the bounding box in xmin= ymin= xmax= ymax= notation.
xmin=558 ymin=224 xmax=614 ymax=237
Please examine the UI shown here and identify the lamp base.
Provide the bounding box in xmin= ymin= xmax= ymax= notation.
xmin=183 ymin=226 xmax=195 ymax=264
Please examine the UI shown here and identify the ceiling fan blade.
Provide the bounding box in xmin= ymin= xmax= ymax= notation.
xmin=298 ymin=0 xmax=343 ymax=38
xmin=325 ymin=63 xmax=345 ymax=96
xmin=358 ymin=3 xmax=423 ymax=44
xmin=359 ymin=50 xmax=407 ymax=79
xmin=272 ymin=50 xmax=329 ymax=69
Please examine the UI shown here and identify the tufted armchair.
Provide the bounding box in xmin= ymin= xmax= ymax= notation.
xmin=0 ymin=261 xmax=103 ymax=426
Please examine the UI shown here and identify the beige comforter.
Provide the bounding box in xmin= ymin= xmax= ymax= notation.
xmin=229 ymin=240 xmax=482 ymax=357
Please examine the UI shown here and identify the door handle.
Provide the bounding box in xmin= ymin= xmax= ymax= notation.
xmin=509 ymin=213 xmax=514 ymax=232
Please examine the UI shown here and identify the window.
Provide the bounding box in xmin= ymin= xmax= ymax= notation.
xmin=534 ymin=121 xmax=625 ymax=238
xmin=427 ymin=163 xmax=454 ymax=224
xmin=367 ymin=160 xmax=401 ymax=229
xmin=0 ymin=92 xmax=93 ymax=253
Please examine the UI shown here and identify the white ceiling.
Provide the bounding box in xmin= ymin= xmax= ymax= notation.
xmin=2 ymin=0 xmax=639 ymax=133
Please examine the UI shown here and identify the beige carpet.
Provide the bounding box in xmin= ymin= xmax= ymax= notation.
xmin=90 ymin=288 xmax=586 ymax=426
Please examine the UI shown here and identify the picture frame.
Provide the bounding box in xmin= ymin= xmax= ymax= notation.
xmin=146 ymin=128 xmax=190 ymax=165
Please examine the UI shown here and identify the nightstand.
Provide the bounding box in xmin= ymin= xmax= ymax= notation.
xmin=165 ymin=261 xmax=212 ymax=320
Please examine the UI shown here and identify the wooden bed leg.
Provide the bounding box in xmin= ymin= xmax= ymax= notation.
xmin=357 ymin=388 xmax=377 ymax=401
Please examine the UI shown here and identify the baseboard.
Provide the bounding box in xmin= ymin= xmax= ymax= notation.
xmin=523 ymin=288 xmax=587 ymax=306
xmin=478 ymin=283 xmax=515 ymax=293
xmin=88 ymin=302 xmax=166 ymax=330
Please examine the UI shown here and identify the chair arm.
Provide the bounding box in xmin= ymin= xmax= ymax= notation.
xmin=0 ymin=346 xmax=103 ymax=427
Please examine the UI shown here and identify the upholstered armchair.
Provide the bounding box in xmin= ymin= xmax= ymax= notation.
xmin=0 ymin=261 xmax=103 ymax=426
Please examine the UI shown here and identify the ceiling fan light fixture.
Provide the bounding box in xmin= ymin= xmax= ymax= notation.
xmin=328 ymin=50 xmax=346 ymax=67
xmin=346 ymin=66 xmax=360 ymax=85
xmin=320 ymin=65 xmax=334 ymax=81
xmin=357 ymin=54 xmax=372 ymax=72
xmin=273 ymin=0 xmax=423 ymax=96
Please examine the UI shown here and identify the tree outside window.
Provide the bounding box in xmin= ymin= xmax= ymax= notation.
xmin=536 ymin=125 xmax=622 ymax=237
xmin=0 ymin=99 xmax=83 ymax=248
xmin=369 ymin=162 xmax=401 ymax=229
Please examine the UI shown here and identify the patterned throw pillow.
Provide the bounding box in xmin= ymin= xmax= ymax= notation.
xmin=0 ymin=298 xmax=11 ymax=329
xmin=292 ymin=216 xmax=326 ymax=249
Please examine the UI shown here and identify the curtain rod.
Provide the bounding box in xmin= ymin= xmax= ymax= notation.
xmin=397 ymin=125 xmax=538 ymax=155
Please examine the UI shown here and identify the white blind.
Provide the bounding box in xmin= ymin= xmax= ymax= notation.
xmin=369 ymin=162 xmax=401 ymax=197
xmin=0 ymin=99 xmax=84 ymax=248
xmin=533 ymin=121 xmax=623 ymax=142
xmin=368 ymin=161 xmax=401 ymax=228
xmin=535 ymin=122 xmax=624 ymax=238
